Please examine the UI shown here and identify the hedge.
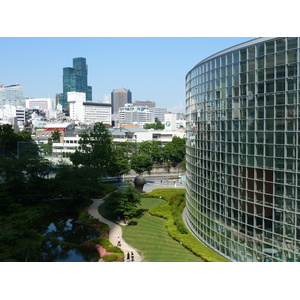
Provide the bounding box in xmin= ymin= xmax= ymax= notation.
xmin=143 ymin=189 xmax=230 ymax=262
xmin=102 ymin=254 xmax=118 ymax=262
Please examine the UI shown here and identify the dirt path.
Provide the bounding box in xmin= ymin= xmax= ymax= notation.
xmin=88 ymin=196 xmax=143 ymax=262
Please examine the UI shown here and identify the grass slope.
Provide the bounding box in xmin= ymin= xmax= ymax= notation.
xmin=122 ymin=198 xmax=203 ymax=262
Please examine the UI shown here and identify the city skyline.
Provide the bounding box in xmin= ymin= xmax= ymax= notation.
xmin=0 ymin=37 xmax=254 ymax=113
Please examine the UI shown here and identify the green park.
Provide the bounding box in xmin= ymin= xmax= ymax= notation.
xmin=0 ymin=122 xmax=228 ymax=262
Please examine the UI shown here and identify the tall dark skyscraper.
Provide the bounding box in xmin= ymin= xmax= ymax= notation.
xmin=111 ymin=87 xmax=132 ymax=114
xmin=61 ymin=57 xmax=92 ymax=110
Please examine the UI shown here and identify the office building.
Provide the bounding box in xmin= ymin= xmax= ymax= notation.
xmin=111 ymin=87 xmax=132 ymax=114
xmin=61 ymin=57 xmax=92 ymax=110
xmin=118 ymin=103 xmax=154 ymax=125
xmin=67 ymin=92 xmax=111 ymax=125
xmin=149 ymin=107 xmax=168 ymax=122
xmin=133 ymin=100 xmax=156 ymax=108
xmin=185 ymin=37 xmax=300 ymax=262
xmin=0 ymin=84 xmax=25 ymax=108
xmin=25 ymin=98 xmax=55 ymax=111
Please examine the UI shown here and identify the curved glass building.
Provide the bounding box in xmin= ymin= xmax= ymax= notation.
xmin=185 ymin=37 xmax=300 ymax=262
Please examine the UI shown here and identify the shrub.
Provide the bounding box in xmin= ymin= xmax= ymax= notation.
xmin=98 ymin=182 xmax=118 ymax=196
xmin=102 ymin=254 xmax=118 ymax=262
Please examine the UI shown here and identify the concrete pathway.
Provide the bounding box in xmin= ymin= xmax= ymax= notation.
xmin=87 ymin=179 xmax=186 ymax=262
xmin=88 ymin=195 xmax=143 ymax=262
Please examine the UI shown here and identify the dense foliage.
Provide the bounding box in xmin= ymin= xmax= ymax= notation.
xmin=70 ymin=122 xmax=113 ymax=178
xmin=0 ymin=124 xmax=121 ymax=261
xmin=144 ymin=120 xmax=165 ymax=130
xmin=99 ymin=184 xmax=142 ymax=222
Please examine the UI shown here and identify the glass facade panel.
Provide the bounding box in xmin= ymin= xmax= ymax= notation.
xmin=186 ymin=37 xmax=300 ymax=262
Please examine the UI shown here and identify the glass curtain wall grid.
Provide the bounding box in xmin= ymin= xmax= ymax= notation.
xmin=185 ymin=37 xmax=300 ymax=262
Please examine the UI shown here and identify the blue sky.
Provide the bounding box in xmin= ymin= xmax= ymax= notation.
xmin=0 ymin=37 xmax=254 ymax=113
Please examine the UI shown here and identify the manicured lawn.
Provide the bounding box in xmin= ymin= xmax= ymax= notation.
xmin=122 ymin=198 xmax=203 ymax=262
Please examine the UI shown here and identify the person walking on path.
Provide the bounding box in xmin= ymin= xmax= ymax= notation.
xmin=117 ymin=236 xmax=121 ymax=247
xmin=87 ymin=195 xmax=143 ymax=262
xmin=131 ymin=251 xmax=134 ymax=262
xmin=127 ymin=252 xmax=130 ymax=261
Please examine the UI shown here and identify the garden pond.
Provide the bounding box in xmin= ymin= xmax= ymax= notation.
xmin=38 ymin=212 xmax=99 ymax=262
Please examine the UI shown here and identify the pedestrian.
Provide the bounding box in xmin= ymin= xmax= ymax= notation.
xmin=127 ymin=252 xmax=130 ymax=261
xmin=117 ymin=237 xmax=121 ymax=247
xmin=131 ymin=251 xmax=134 ymax=262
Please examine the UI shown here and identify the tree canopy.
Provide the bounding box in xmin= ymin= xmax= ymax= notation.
xmin=107 ymin=184 xmax=141 ymax=221
xmin=144 ymin=120 xmax=165 ymax=130
xmin=70 ymin=122 xmax=113 ymax=177
xmin=0 ymin=124 xmax=38 ymax=158
xmin=130 ymin=153 xmax=153 ymax=175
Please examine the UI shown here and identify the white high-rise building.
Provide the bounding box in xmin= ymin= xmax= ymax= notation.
xmin=149 ymin=107 xmax=168 ymax=122
xmin=26 ymin=98 xmax=55 ymax=111
xmin=119 ymin=103 xmax=154 ymax=125
xmin=67 ymin=92 xmax=111 ymax=125
xmin=0 ymin=84 xmax=25 ymax=108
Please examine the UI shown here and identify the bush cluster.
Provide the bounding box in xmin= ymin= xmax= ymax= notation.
xmin=143 ymin=189 xmax=229 ymax=262
xmin=102 ymin=254 xmax=118 ymax=262
xmin=97 ymin=182 xmax=118 ymax=197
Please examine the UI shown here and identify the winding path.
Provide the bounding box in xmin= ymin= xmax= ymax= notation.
xmin=88 ymin=196 xmax=143 ymax=262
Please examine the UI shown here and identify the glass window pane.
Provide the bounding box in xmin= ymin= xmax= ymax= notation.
xmin=276 ymin=52 xmax=286 ymax=65
xmin=248 ymin=59 xmax=255 ymax=71
xmin=248 ymin=71 xmax=255 ymax=82
xmin=266 ymin=119 xmax=274 ymax=130
xmin=287 ymin=64 xmax=297 ymax=76
xmin=266 ymin=81 xmax=274 ymax=93
xmin=287 ymin=78 xmax=297 ymax=90
xmin=266 ymin=67 xmax=274 ymax=80
xmin=266 ymin=41 xmax=275 ymax=54
xmin=233 ymin=51 xmax=239 ymax=63
xmin=257 ymin=82 xmax=264 ymax=93
xmin=227 ymin=53 xmax=232 ymax=65
xmin=257 ymin=57 xmax=264 ymax=69
xmin=276 ymin=65 xmax=285 ymax=78
xmin=276 ymin=38 xmax=286 ymax=52
xmin=266 ymin=108 xmax=274 ymax=118
xmin=287 ymin=50 xmax=297 ymax=64
xmin=266 ymin=55 xmax=274 ymax=67
xmin=240 ymin=49 xmax=247 ymax=60
xmin=287 ymin=92 xmax=296 ymax=104
xmin=276 ymin=80 xmax=285 ymax=92
xmin=256 ymin=43 xmax=265 ymax=56
xmin=287 ymin=37 xmax=298 ymax=49
xmin=248 ymin=47 xmax=255 ymax=59
xmin=266 ymin=94 xmax=274 ymax=106
xmin=240 ymin=61 xmax=247 ymax=72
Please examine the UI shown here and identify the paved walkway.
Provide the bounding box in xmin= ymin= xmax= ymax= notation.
xmin=87 ymin=179 xmax=186 ymax=262
xmin=88 ymin=195 xmax=143 ymax=262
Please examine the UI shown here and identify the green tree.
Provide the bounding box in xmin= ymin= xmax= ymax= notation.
xmin=51 ymin=129 xmax=61 ymax=142
xmin=154 ymin=120 xmax=165 ymax=130
xmin=139 ymin=140 xmax=163 ymax=164
xmin=116 ymin=142 xmax=138 ymax=158
xmin=130 ymin=153 xmax=153 ymax=175
xmin=108 ymin=184 xmax=141 ymax=221
xmin=108 ymin=147 xmax=130 ymax=180
xmin=0 ymin=124 xmax=18 ymax=157
xmin=0 ymin=124 xmax=38 ymax=158
xmin=144 ymin=120 xmax=165 ymax=130
xmin=138 ymin=141 xmax=152 ymax=156
xmin=162 ymin=136 xmax=186 ymax=167
xmin=70 ymin=122 xmax=113 ymax=178
xmin=39 ymin=141 xmax=53 ymax=156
